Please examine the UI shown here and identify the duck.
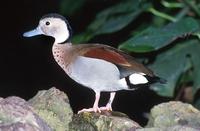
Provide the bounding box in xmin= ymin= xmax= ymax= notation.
xmin=23 ymin=13 xmax=166 ymax=114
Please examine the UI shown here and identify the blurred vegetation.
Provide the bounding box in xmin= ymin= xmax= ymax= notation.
xmin=60 ymin=0 xmax=200 ymax=108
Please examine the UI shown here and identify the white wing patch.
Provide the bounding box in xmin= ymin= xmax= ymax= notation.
xmin=129 ymin=73 xmax=148 ymax=85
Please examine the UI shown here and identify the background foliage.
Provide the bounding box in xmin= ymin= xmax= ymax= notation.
xmin=60 ymin=0 xmax=200 ymax=108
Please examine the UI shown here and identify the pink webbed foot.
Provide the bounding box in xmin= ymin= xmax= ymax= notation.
xmin=100 ymin=92 xmax=115 ymax=111
xmin=77 ymin=92 xmax=101 ymax=114
xmin=78 ymin=92 xmax=115 ymax=113
xmin=78 ymin=106 xmax=101 ymax=114
xmin=78 ymin=92 xmax=101 ymax=114
xmin=100 ymin=104 xmax=112 ymax=111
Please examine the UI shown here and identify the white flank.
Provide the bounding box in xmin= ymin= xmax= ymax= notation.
xmin=118 ymin=78 xmax=128 ymax=88
xmin=129 ymin=73 xmax=148 ymax=85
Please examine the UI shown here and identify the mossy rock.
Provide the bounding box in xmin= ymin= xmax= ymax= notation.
xmin=29 ymin=87 xmax=73 ymax=130
xmin=147 ymin=101 xmax=200 ymax=129
xmin=69 ymin=111 xmax=141 ymax=131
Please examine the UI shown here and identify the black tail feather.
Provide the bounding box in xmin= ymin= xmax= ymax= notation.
xmin=124 ymin=74 xmax=166 ymax=90
xmin=146 ymin=76 xmax=167 ymax=84
xmin=157 ymin=76 xmax=167 ymax=84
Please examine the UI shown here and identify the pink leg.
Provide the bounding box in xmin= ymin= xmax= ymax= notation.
xmin=100 ymin=92 xmax=116 ymax=111
xmin=78 ymin=92 xmax=101 ymax=114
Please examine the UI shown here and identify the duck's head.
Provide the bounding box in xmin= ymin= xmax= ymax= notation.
xmin=23 ymin=13 xmax=72 ymax=44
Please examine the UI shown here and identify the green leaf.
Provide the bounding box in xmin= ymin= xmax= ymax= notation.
xmin=191 ymin=46 xmax=200 ymax=94
xmin=60 ymin=0 xmax=85 ymax=16
xmin=73 ymin=0 xmax=151 ymax=43
xmin=194 ymin=98 xmax=200 ymax=110
xmin=119 ymin=17 xmax=200 ymax=53
xmin=72 ymin=33 xmax=93 ymax=44
xmin=149 ymin=40 xmax=200 ymax=97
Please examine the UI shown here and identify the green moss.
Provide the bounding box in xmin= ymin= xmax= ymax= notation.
xmin=34 ymin=109 xmax=66 ymax=131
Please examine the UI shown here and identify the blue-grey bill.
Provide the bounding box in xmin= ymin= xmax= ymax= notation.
xmin=23 ymin=27 xmax=43 ymax=37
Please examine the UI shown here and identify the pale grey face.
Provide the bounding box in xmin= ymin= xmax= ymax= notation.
xmin=23 ymin=17 xmax=70 ymax=44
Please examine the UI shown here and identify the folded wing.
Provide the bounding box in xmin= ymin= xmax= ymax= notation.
xmin=72 ymin=44 xmax=154 ymax=78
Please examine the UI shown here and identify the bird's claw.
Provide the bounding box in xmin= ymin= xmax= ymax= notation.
xmin=78 ymin=106 xmax=101 ymax=114
xmin=100 ymin=104 xmax=112 ymax=111
xmin=78 ymin=103 xmax=113 ymax=114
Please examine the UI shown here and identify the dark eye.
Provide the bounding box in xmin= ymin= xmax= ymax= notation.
xmin=45 ymin=21 xmax=50 ymax=26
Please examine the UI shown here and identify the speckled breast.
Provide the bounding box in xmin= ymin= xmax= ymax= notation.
xmin=52 ymin=44 xmax=71 ymax=74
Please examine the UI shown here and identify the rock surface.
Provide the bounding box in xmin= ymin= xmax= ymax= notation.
xmin=0 ymin=96 xmax=51 ymax=131
xmin=28 ymin=87 xmax=141 ymax=131
xmin=70 ymin=111 xmax=141 ymax=131
xmin=1 ymin=88 xmax=200 ymax=131
xmin=137 ymin=125 xmax=200 ymax=131
xmin=142 ymin=101 xmax=200 ymax=131
xmin=28 ymin=87 xmax=73 ymax=131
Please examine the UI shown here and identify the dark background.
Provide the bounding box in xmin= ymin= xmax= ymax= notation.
xmin=0 ymin=0 xmax=170 ymax=125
